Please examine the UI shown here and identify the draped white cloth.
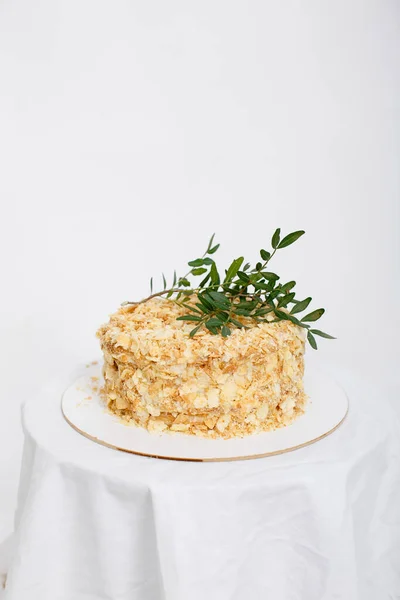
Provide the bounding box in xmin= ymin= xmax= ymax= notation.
xmin=3 ymin=368 xmax=400 ymax=600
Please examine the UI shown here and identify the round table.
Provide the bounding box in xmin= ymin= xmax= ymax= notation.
xmin=4 ymin=366 xmax=400 ymax=600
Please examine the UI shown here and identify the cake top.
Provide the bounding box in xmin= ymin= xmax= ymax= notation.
xmin=97 ymin=297 xmax=306 ymax=367
xmin=120 ymin=228 xmax=334 ymax=350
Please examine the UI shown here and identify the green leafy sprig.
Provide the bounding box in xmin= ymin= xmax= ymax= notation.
xmin=122 ymin=229 xmax=335 ymax=349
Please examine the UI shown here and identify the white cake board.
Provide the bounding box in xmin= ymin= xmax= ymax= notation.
xmin=62 ymin=365 xmax=348 ymax=462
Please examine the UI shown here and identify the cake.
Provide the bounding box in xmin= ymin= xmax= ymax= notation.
xmin=96 ymin=228 xmax=333 ymax=439
xmin=97 ymin=297 xmax=307 ymax=439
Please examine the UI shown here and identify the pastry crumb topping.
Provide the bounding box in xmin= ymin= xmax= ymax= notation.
xmin=97 ymin=298 xmax=307 ymax=439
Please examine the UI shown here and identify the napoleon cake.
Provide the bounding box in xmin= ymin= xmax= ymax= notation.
xmin=97 ymin=230 xmax=334 ymax=439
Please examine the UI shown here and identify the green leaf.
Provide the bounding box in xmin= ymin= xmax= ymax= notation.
xmin=289 ymin=315 xmax=306 ymax=327
xmin=307 ymin=330 xmax=318 ymax=349
xmin=228 ymin=284 xmax=245 ymax=296
xmin=261 ymin=272 xmax=280 ymax=280
xmin=281 ymin=280 xmax=296 ymax=292
xmin=278 ymin=230 xmax=305 ymax=249
xmin=310 ymin=329 xmax=336 ymax=339
xmin=254 ymin=307 xmax=273 ymax=316
xmin=206 ymin=233 xmax=216 ymax=253
xmin=206 ymin=326 xmax=220 ymax=335
xmin=233 ymin=308 xmax=252 ymax=316
xmin=224 ymin=257 xmax=244 ymax=283
xmin=197 ymin=294 xmax=214 ymax=311
xmin=208 ymin=291 xmax=231 ymax=307
xmin=205 ymin=317 xmax=223 ymax=328
xmin=217 ymin=311 xmax=231 ymax=322
xmin=210 ymin=262 xmax=220 ymax=285
xmin=243 ymin=263 xmax=251 ymax=271
xmin=188 ymin=258 xmax=204 ymax=267
xmin=301 ymin=308 xmax=325 ymax=322
xmin=266 ymin=281 xmax=276 ymax=293
xmin=253 ymin=281 xmax=270 ymax=291
xmin=172 ymin=271 xmax=177 ymax=287
xmin=273 ymin=309 xmax=304 ymax=327
xmin=191 ymin=267 xmax=207 ymax=276
xmin=273 ymin=308 xmax=290 ymax=321
xmin=290 ymin=297 xmax=312 ymax=314
xmin=208 ymin=244 xmax=220 ymax=255
xmin=189 ymin=324 xmax=202 ymax=338
xmin=221 ymin=325 xmax=231 ymax=337
xmin=199 ymin=272 xmax=211 ymax=287
xmin=162 ymin=273 xmax=167 ymax=289
xmin=260 ymin=249 xmax=271 ymax=261
xmin=195 ymin=302 xmax=209 ymax=314
xmin=271 ymin=228 xmax=281 ymax=249
xmin=184 ymin=304 xmax=203 ymax=314
xmin=237 ymin=271 xmax=250 ymax=283
xmin=278 ymin=292 xmax=295 ymax=307
xmin=179 ymin=277 xmax=191 ymax=287
xmin=230 ymin=317 xmax=246 ymax=328
xmin=268 ymin=289 xmax=281 ymax=300
xmin=256 ymin=262 xmax=262 ymax=271
xmin=209 ymin=300 xmax=232 ymax=312
xmin=176 ymin=315 xmax=202 ymax=322
xmin=233 ymin=299 xmax=259 ymax=315
xmin=236 ymin=299 xmax=259 ymax=310
xmin=150 ymin=277 xmax=153 ymax=293
xmin=202 ymin=257 xmax=214 ymax=265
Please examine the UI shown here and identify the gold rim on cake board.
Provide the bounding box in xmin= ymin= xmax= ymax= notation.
xmin=61 ymin=402 xmax=348 ymax=463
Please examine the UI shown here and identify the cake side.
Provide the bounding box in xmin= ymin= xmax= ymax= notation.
xmin=97 ymin=298 xmax=307 ymax=439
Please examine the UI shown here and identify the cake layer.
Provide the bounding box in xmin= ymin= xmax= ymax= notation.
xmin=97 ymin=298 xmax=307 ymax=438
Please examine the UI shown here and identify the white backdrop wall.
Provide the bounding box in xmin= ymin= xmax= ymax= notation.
xmin=0 ymin=0 xmax=399 ymax=541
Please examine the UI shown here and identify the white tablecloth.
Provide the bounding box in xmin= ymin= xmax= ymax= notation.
xmin=3 ymin=367 xmax=400 ymax=600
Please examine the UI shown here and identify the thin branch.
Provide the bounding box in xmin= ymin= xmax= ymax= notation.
xmin=121 ymin=288 xmax=189 ymax=306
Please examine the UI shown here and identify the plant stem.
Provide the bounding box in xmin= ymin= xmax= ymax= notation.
xmin=122 ymin=288 xmax=185 ymax=305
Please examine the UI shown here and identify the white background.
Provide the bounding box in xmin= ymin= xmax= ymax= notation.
xmin=0 ymin=0 xmax=399 ymax=542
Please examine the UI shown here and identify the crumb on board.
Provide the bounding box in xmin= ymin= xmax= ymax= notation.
xmin=86 ymin=361 xmax=98 ymax=368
